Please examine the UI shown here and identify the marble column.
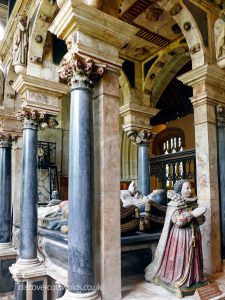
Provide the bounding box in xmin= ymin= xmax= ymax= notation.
xmin=49 ymin=2 xmax=138 ymax=298
xmin=58 ymin=55 xmax=103 ymax=299
xmin=19 ymin=117 xmax=39 ymax=262
xmin=0 ymin=133 xmax=12 ymax=247
xmin=216 ymin=105 xmax=225 ymax=258
xmin=138 ymin=143 xmax=150 ymax=196
xmin=127 ymin=130 xmax=152 ymax=196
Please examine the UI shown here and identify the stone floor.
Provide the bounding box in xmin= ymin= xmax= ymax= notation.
xmin=122 ymin=272 xmax=225 ymax=300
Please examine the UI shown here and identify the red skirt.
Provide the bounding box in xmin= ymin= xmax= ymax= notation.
xmin=156 ymin=224 xmax=205 ymax=287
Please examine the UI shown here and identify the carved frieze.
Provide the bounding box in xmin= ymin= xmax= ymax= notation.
xmin=58 ymin=53 xmax=105 ymax=88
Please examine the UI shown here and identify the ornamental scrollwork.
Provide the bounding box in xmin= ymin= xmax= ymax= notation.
xmin=58 ymin=53 xmax=105 ymax=88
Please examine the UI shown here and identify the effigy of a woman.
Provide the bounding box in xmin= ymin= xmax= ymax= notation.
xmin=145 ymin=179 xmax=208 ymax=298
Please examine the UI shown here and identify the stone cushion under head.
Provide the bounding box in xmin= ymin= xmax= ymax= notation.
xmin=120 ymin=190 xmax=132 ymax=201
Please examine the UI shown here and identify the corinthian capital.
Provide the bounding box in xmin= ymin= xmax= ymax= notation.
xmin=127 ymin=129 xmax=154 ymax=145
xmin=58 ymin=53 xmax=105 ymax=88
xmin=16 ymin=108 xmax=58 ymax=130
xmin=0 ymin=133 xmax=13 ymax=148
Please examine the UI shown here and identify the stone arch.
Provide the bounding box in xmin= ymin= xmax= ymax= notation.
xmin=119 ymin=70 xmax=132 ymax=106
xmin=157 ymin=0 xmax=207 ymax=68
xmin=144 ymin=44 xmax=191 ymax=106
xmin=26 ymin=0 xmax=58 ymax=78
xmin=120 ymin=128 xmax=137 ymax=181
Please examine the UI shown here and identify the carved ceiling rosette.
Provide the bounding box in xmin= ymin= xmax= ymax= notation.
xmin=58 ymin=53 xmax=105 ymax=88
xmin=16 ymin=108 xmax=58 ymax=130
xmin=127 ymin=129 xmax=154 ymax=145
xmin=0 ymin=132 xmax=13 ymax=147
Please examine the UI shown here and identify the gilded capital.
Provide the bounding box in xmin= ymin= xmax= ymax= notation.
xmin=16 ymin=108 xmax=58 ymax=130
xmin=59 ymin=54 xmax=105 ymax=89
xmin=0 ymin=133 xmax=13 ymax=148
xmin=127 ymin=129 xmax=153 ymax=145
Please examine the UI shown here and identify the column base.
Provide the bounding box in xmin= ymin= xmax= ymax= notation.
xmin=0 ymin=243 xmax=17 ymax=257
xmin=17 ymin=257 xmax=41 ymax=266
xmin=0 ymin=242 xmax=13 ymax=249
xmin=57 ymin=290 xmax=101 ymax=300
xmin=9 ymin=257 xmax=47 ymax=281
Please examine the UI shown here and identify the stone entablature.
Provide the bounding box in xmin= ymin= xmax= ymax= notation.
xmin=120 ymin=102 xmax=159 ymax=133
xmin=178 ymin=64 xmax=225 ymax=108
xmin=12 ymin=74 xmax=69 ymax=115
xmin=0 ymin=109 xmax=22 ymax=137
xmin=49 ymin=0 xmax=138 ymax=71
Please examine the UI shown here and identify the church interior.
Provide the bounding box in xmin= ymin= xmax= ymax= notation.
xmin=0 ymin=0 xmax=225 ymax=299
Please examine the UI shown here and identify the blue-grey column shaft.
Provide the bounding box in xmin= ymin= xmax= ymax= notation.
xmin=217 ymin=107 xmax=225 ymax=258
xmin=68 ymin=86 xmax=94 ymax=293
xmin=138 ymin=143 xmax=150 ymax=196
xmin=0 ymin=139 xmax=12 ymax=243
xmin=19 ymin=120 xmax=38 ymax=259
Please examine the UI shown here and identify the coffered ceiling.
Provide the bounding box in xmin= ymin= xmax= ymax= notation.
xmin=119 ymin=0 xmax=183 ymax=61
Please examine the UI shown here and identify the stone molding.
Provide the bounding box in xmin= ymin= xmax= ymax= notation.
xmin=57 ymin=290 xmax=100 ymax=300
xmin=120 ymin=102 xmax=159 ymax=133
xmin=10 ymin=260 xmax=47 ymax=281
xmin=178 ymin=64 xmax=225 ymax=107
xmin=49 ymin=0 xmax=137 ymax=47
xmin=0 ymin=109 xmax=22 ymax=137
xmin=12 ymin=74 xmax=69 ymax=115
xmin=49 ymin=0 xmax=138 ymax=70
xmin=59 ymin=53 xmax=105 ymax=88
xmin=0 ymin=243 xmax=17 ymax=259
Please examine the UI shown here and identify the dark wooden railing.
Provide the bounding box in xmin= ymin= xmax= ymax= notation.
xmin=150 ymin=149 xmax=196 ymax=193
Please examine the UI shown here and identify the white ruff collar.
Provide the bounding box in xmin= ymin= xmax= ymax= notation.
xmin=167 ymin=190 xmax=197 ymax=207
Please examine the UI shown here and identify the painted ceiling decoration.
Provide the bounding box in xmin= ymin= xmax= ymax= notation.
xmin=119 ymin=0 xmax=183 ymax=61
